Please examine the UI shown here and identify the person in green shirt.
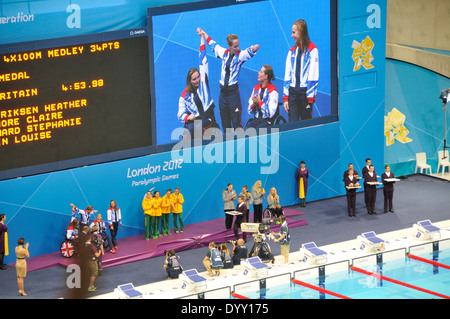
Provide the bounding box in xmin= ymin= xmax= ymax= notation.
xmin=203 ymin=242 xmax=223 ymax=276
xmin=272 ymin=215 xmax=290 ymax=264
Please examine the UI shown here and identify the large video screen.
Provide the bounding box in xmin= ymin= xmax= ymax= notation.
xmin=148 ymin=0 xmax=337 ymax=145
xmin=0 ymin=0 xmax=336 ymax=180
xmin=0 ymin=29 xmax=152 ymax=179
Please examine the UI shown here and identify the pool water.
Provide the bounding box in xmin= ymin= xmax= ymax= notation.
xmin=240 ymin=250 xmax=450 ymax=299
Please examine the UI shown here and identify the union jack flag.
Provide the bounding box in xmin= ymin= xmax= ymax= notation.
xmin=60 ymin=241 xmax=75 ymax=258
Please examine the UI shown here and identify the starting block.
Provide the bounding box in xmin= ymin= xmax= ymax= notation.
xmin=358 ymin=231 xmax=385 ymax=252
xmin=180 ymin=269 xmax=207 ymax=292
xmin=300 ymin=242 xmax=328 ymax=265
xmin=242 ymin=257 xmax=269 ymax=278
xmin=114 ymin=283 xmax=143 ymax=299
xmin=413 ymin=220 xmax=441 ymax=241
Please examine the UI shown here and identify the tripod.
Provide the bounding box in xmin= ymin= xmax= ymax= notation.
xmin=440 ymin=88 xmax=450 ymax=159
xmin=248 ymin=233 xmax=274 ymax=263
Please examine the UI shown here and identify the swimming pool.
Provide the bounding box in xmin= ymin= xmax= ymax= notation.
xmin=101 ymin=233 xmax=450 ymax=299
xmin=232 ymin=246 xmax=450 ymax=299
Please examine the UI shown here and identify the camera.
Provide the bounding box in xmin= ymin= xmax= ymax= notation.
xmin=164 ymin=249 xmax=176 ymax=256
xmin=91 ymin=235 xmax=104 ymax=249
xmin=440 ymin=89 xmax=450 ymax=104
xmin=241 ymin=218 xmax=275 ymax=243
xmin=241 ymin=218 xmax=274 ymax=234
xmin=258 ymin=218 xmax=274 ymax=234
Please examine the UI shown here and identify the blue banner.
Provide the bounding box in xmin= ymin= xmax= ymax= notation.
xmin=1 ymin=123 xmax=341 ymax=263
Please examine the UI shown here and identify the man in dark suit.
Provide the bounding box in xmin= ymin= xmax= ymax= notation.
xmin=362 ymin=158 xmax=374 ymax=210
xmin=343 ymin=163 xmax=359 ymax=181
xmin=362 ymin=158 xmax=372 ymax=176
xmin=233 ymin=195 xmax=248 ymax=241
xmin=381 ymin=165 xmax=395 ymax=213
xmin=344 ymin=168 xmax=359 ymax=217
xmin=364 ymin=165 xmax=378 ymax=215
xmin=77 ymin=225 xmax=90 ymax=257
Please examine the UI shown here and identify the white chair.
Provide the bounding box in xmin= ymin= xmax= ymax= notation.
xmin=357 ymin=231 xmax=385 ymax=252
xmin=415 ymin=152 xmax=432 ymax=174
xmin=180 ymin=269 xmax=207 ymax=292
xmin=114 ymin=283 xmax=143 ymax=299
xmin=413 ymin=220 xmax=441 ymax=241
xmin=242 ymin=257 xmax=269 ymax=278
xmin=437 ymin=150 xmax=450 ymax=176
xmin=300 ymin=242 xmax=327 ymax=265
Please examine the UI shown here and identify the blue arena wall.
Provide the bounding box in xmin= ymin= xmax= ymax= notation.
xmin=384 ymin=59 xmax=450 ymax=176
xmin=0 ymin=0 xmax=386 ymax=264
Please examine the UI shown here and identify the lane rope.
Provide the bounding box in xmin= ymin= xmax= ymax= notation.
xmin=350 ymin=266 xmax=450 ymax=299
xmin=292 ymin=278 xmax=352 ymax=299
xmin=407 ymin=254 xmax=450 ymax=270
xmin=231 ymin=292 xmax=251 ymax=299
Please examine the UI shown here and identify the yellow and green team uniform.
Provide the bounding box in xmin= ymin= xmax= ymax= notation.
xmin=161 ymin=194 xmax=172 ymax=235
xmin=142 ymin=196 xmax=154 ymax=240
xmin=171 ymin=193 xmax=184 ymax=232
xmin=152 ymin=197 xmax=162 ymax=238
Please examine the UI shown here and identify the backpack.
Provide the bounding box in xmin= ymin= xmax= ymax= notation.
xmin=210 ymin=248 xmax=224 ymax=268
xmin=221 ymin=251 xmax=234 ymax=269
xmin=166 ymin=256 xmax=183 ymax=278
xmin=278 ymin=223 xmax=290 ymax=245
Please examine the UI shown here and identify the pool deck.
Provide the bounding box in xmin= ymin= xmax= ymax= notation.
xmin=90 ymin=219 xmax=450 ymax=299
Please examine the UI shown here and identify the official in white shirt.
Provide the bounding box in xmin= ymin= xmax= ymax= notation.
xmin=381 ymin=165 xmax=395 ymax=213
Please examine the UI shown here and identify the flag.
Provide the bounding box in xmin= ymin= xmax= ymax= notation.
xmin=60 ymin=240 xmax=74 ymax=258
xmin=299 ymin=178 xmax=305 ymax=199
xmin=4 ymin=232 xmax=8 ymax=256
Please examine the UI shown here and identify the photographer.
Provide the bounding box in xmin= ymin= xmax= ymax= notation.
xmin=272 ymin=215 xmax=290 ymax=264
xmin=90 ymin=225 xmax=105 ymax=274
xmin=231 ymin=238 xmax=248 ymax=265
xmin=83 ymin=235 xmax=102 ymax=292
xmin=203 ymin=242 xmax=223 ymax=276
xmin=163 ymin=249 xmax=183 ymax=279
xmin=219 ymin=243 xmax=234 ymax=269
xmin=90 ymin=214 xmax=115 ymax=254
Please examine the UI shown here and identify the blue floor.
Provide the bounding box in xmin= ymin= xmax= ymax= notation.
xmin=0 ymin=174 xmax=448 ymax=299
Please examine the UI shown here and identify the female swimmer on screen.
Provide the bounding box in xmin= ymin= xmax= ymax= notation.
xmin=198 ymin=27 xmax=259 ymax=132
xmin=177 ymin=29 xmax=219 ymax=139
xmin=283 ymin=19 xmax=319 ymax=122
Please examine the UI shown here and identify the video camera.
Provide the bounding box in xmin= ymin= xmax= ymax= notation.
xmin=241 ymin=218 xmax=275 ymax=242
xmin=91 ymin=234 xmax=104 ymax=250
xmin=242 ymin=218 xmax=273 ymax=234
xmin=439 ymin=88 xmax=450 ymax=104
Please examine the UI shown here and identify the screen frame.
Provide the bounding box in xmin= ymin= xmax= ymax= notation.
xmin=0 ymin=27 xmax=158 ymax=181
xmin=0 ymin=0 xmax=338 ymax=181
xmin=147 ymin=0 xmax=339 ymax=145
